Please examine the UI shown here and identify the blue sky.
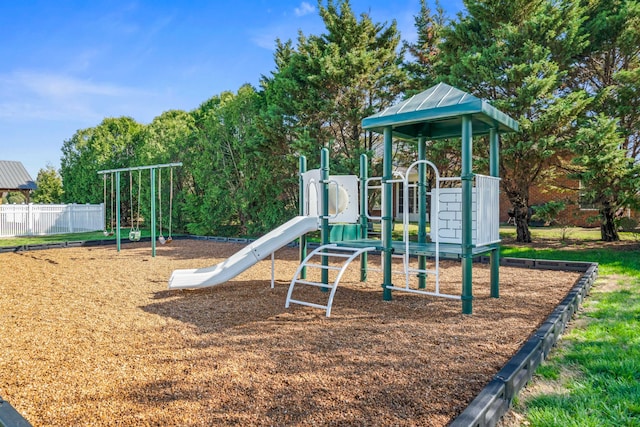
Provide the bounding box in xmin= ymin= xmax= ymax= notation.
xmin=0 ymin=0 xmax=463 ymax=179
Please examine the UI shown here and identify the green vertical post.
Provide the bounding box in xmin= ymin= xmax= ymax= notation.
xmin=489 ymin=127 xmax=500 ymax=298
xmin=115 ymin=171 xmax=121 ymax=252
xmin=461 ymin=115 xmax=474 ymax=314
xmin=320 ymin=148 xmax=330 ymax=289
xmin=382 ymin=126 xmax=393 ymax=301
xmin=150 ymin=168 xmax=156 ymax=257
xmin=359 ymin=153 xmax=368 ymax=282
xmin=417 ymin=136 xmax=427 ymax=289
xmin=299 ymin=156 xmax=307 ymax=279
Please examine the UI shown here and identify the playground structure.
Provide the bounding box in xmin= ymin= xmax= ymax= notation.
xmin=170 ymin=83 xmax=519 ymax=315
xmin=98 ymin=162 xmax=182 ymax=257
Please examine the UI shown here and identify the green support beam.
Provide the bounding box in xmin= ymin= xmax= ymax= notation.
xmin=115 ymin=171 xmax=121 ymax=252
xmin=489 ymin=127 xmax=500 ymax=298
xmin=461 ymin=115 xmax=474 ymax=314
xmin=299 ymin=156 xmax=308 ymax=280
xmin=150 ymin=168 xmax=156 ymax=257
xmin=359 ymin=153 xmax=369 ymax=282
xmin=382 ymin=126 xmax=393 ymax=301
xmin=417 ymin=136 xmax=427 ymax=289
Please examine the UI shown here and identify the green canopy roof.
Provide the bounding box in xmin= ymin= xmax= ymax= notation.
xmin=362 ymin=83 xmax=519 ymax=140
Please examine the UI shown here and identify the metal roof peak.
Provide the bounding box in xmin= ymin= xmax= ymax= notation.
xmin=362 ymin=83 xmax=519 ymax=140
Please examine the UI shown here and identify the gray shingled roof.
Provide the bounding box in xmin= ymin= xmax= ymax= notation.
xmin=0 ymin=161 xmax=37 ymax=191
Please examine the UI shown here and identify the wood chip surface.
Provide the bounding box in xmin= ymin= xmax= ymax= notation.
xmin=0 ymin=240 xmax=581 ymax=426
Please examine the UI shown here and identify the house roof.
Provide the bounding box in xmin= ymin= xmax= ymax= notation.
xmin=0 ymin=161 xmax=37 ymax=191
xmin=362 ymin=83 xmax=519 ymax=140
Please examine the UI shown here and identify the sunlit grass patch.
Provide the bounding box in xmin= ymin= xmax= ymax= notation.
xmin=518 ymin=274 xmax=640 ymax=426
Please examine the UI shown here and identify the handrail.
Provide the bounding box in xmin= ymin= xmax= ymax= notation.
xmin=401 ymin=159 xmax=442 ymax=292
xmin=364 ymin=177 xmax=383 ymax=220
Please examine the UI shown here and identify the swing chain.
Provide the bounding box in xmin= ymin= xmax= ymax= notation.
xmin=136 ymin=169 xmax=142 ymax=232
xmin=158 ymin=169 xmax=166 ymax=244
xmin=167 ymin=167 xmax=174 ymax=243
xmin=156 ymin=167 xmax=175 ymax=244
xmin=128 ymin=170 xmax=141 ymax=241
xmin=110 ymin=174 xmax=115 ymax=235
xmin=103 ymin=174 xmax=109 ymax=236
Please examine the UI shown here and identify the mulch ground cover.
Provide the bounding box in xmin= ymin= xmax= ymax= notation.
xmin=0 ymin=239 xmax=581 ymax=426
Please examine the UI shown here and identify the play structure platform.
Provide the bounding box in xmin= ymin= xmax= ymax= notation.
xmin=334 ymin=239 xmax=498 ymax=260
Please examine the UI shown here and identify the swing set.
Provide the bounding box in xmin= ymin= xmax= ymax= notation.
xmin=98 ymin=162 xmax=182 ymax=257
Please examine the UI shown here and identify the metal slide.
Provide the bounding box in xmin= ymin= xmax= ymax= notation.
xmin=168 ymin=216 xmax=319 ymax=289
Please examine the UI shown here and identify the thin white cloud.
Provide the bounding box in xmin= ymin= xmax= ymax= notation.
xmin=9 ymin=71 xmax=131 ymax=98
xmin=294 ymin=2 xmax=315 ymax=17
xmin=249 ymin=24 xmax=291 ymax=50
xmin=250 ymin=3 xmax=323 ymax=51
xmin=0 ymin=70 xmax=147 ymax=122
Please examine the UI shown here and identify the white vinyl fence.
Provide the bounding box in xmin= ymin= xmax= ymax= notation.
xmin=0 ymin=203 xmax=104 ymax=237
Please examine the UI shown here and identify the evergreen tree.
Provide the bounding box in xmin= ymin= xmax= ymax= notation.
xmin=403 ymin=0 xmax=447 ymax=94
xmin=563 ymin=114 xmax=640 ymax=241
xmin=402 ymin=0 xmax=462 ymax=182
xmin=436 ymin=0 xmax=590 ymax=242
xmin=139 ymin=110 xmax=195 ymax=233
xmin=181 ymin=85 xmax=273 ymax=236
xmin=32 ymin=165 xmax=64 ymax=203
xmin=570 ymin=0 xmax=640 ymax=240
xmin=261 ymin=0 xmax=407 ymax=175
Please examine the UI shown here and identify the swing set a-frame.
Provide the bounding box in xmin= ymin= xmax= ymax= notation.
xmin=98 ymin=162 xmax=182 ymax=257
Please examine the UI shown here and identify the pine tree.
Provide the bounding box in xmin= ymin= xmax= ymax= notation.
xmin=260 ymin=0 xmax=407 ymax=174
xmin=32 ymin=165 xmax=64 ymax=203
xmin=402 ymin=0 xmax=447 ymax=94
xmin=436 ymin=0 xmax=590 ymax=242
xmin=570 ymin=0 xmax=640 ymax=240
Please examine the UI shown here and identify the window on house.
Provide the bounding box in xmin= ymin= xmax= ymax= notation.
xmin=578 ymin=181 xmax=598 ymax=211
xmin=397 ymin=182 xmax=430 ymax=221
xmin=398 ymin=183 xmax=417 ymax=215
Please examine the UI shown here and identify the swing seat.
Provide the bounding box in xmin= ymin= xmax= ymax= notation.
xmin=103 ymin=230 xmax=110 ymax=236
xmin=165 ymin=236 xmax=173 ymax=244
xmin=129 ymin=230 xmax=141 ymax=241
xmin=158 ymin=235 xmax=166 ymax=245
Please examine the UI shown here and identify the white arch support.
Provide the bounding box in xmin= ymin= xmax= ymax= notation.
xmin=286 ymin=244 xmax=376 ymax=317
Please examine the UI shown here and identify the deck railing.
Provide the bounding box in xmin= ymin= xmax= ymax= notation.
xmin=475 ymin=174 xmax=501 ymax=246
xmin=433 ymin=174 xmax=500 ymax=246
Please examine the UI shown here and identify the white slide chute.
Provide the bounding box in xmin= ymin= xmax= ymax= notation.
xmin=168 ymin=216 xmax=319 ymax=289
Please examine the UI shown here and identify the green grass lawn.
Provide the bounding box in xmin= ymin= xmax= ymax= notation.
xmin=0 ymin=228 xmax=161 ymax=247
xmin=500 ymin=236 xmax=640 ymax=425
xmin=508 ymin=273 xmax=640 ymax=426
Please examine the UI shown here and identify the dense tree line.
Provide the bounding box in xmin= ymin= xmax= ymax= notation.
xmin=58 ymin=0 xmax=639 ymax=241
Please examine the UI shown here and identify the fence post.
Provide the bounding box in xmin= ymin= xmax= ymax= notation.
xmin=28 ymin=203 xmax=33 ymax=236
xmin=69 ymin=204 xmax=74 ymax=233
